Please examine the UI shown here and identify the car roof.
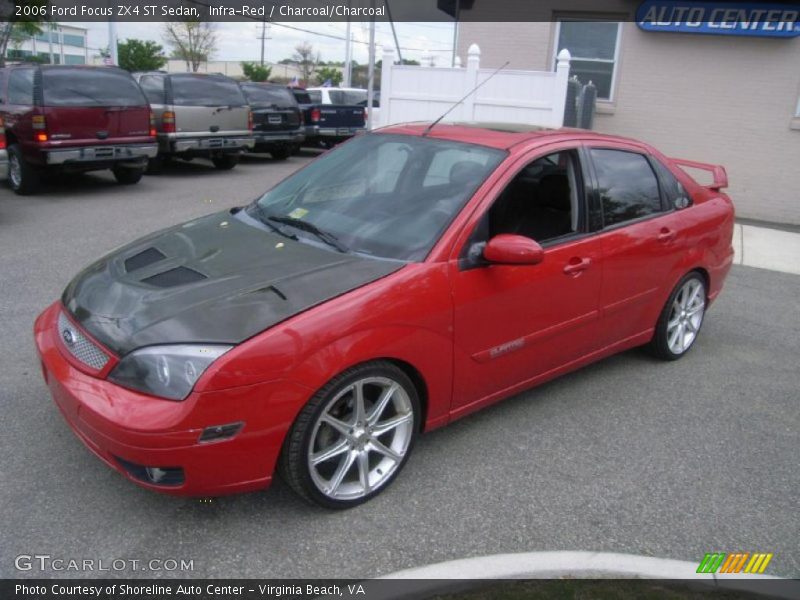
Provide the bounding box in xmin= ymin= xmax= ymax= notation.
xmin=377 ymin=122 xmax=647 ymax=151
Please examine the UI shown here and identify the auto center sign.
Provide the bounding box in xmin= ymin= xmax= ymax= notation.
xmin=637 ymin=1 xmax=800 ymax=37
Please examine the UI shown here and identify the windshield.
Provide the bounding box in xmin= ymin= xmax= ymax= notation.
xmin=250 ymin=133 xmax=506 ymax=261
xmin=42 ymin=68 xmax=146 ymax=107
xmin=328 ymin=90 xmax=367 ymax=105
xmin=242 ymin=85 xmax=296 ymax=109
xmin=171 ymin=75 xmax=246 ymax=106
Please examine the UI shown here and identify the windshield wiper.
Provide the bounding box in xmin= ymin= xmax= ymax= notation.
xmin=248 ymin=204 xmax=298 ymax=241
xmin=268 ymin=216 xmax=349 ymax=253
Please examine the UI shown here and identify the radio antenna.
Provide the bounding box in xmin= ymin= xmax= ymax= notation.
xmin=422 ymin=61 xmax=510 ymax=137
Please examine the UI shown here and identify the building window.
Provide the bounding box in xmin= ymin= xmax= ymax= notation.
xmin=64 ymin=54 xmax=85 ymax=65
xmin=554 ymin=21 xmax=621 ymax=101
xmin=62 ymin=34 xmax=85 ymax=48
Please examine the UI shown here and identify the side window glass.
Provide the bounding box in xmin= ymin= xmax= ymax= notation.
xmin=591 ymin=149 xmax=662 ymax=227
xmin=651 ymin=157 xmax=691 ymax=209
xmin=8 ymin=68 xmax=35 ymax=105
xmin=140 ymin=75 xmax=165 ymax=104
xmin=487 ymin=151 xmax=581 ymax=244
xmin=0 ymin=70 xmax=6 ymax=103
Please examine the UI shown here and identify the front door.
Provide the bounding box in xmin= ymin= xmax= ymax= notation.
xmin=449 ymin=147 xmax=604 ymax=416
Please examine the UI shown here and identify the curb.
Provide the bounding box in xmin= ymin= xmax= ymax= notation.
xmin=379 ymin=551 xmax=798 ymax=599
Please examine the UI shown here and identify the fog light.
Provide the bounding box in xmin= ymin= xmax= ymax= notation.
xmin=146 ymin=467 xmax=167 ymax=483
xmin=114 ymin=456 xmax=185 ymax=486
xmin=199 ymin=422 xmax=244 ymax=443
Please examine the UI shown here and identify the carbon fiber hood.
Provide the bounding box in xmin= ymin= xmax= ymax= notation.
xmin=62 ymin=210 xmax=402 ymax=356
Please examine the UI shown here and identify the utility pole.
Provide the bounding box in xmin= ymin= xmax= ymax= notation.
xmin=108 ymin=21 xmax=118 ymax=65
xmin=344 ymin=17 xmax=352 ymax=87
xmin=258 ymin=20 xmax=271 ymax=66
xmin=366 ymin=0 xmax=376 ymax=129
xmin=451 ymin=0 xmax=460 ymax=67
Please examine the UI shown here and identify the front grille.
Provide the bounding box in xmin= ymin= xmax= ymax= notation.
xmin=57 ymin=311 xmax=109 ymax=371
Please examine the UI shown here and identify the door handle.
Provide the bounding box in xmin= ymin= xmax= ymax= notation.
xmin=563 ymin=257 xmax=592 ymax=275
xmin=657 ymin=228 xmax=677 ymax=242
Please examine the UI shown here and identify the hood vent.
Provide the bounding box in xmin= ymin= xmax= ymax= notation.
xmin=125 ymin=247 xmax=166 ymax=272
xmin=143 ymin=267 xmax=207 ymax=288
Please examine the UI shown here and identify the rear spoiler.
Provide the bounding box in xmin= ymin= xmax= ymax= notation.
xmin=669 ymin=158 xmax=728 ymax=191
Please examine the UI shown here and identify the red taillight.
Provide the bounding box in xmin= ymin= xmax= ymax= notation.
xmin=247 ymin=109 xmax=253 ymax=132
xmin=149 ymin=111 xmax=157 ymax=137
xmin=0 ymin=117 xmax=5 ymax=150
xmin=310 ymin=108 xmax=321 ymax=123
xmin=32 ymin=114 xmax=47 ymax=143
xmin=162 ymin=111 xmax=176 ymax=134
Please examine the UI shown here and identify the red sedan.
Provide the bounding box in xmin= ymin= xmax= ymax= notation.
xmin=34 ymin=124 xmax=734 ymax=508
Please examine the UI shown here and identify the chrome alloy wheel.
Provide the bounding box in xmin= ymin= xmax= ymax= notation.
xmin=666 ymin=278 xmax=706 ymax=355
xmin=307 ymin=376 xmax=414 ymax=501
xmin=9 ymin=153 xmax=22 ymax=189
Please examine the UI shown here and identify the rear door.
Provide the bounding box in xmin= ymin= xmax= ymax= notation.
xmin=41 ymin=67 xmax=151 ymax=144
xmin=169 ymin=74 xmax=249 ymax=136
xmin=586 ymin=144 xmax=689 ymax=346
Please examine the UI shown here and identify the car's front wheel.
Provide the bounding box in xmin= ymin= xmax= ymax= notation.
xmin=650 ymin=272 xmax=707 ymax=360
xmin=280 ymin=361 xmax=420 ymax=509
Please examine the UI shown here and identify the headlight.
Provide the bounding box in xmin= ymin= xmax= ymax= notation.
xmin=108 ymin=345 xmax=232 ymax=401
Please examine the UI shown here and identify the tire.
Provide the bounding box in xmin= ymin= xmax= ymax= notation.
xmin=211 ymin=154 xmax=239 ymax=170
xmin=112 ymin=166 xmax=144 ymax=185
xmin=146 ymin=156 xmax=167 ymax=174
xmin=7 ymin=144 xmax=40 ymax=195
xmin=649 ymin=272 xmax=707 ymax=360
xmin=279 ymin=361 xmax=420 ymax=509
xmin=270 ymin=145 xmax=292 ymax=160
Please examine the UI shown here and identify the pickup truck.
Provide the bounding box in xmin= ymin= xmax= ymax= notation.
xmin=289 ymin=87 xmax=365 ymax=148
xmin=307 ymin=86 xmax=381 ymax=129
xmin=134 ymin=71 xmax=254 ymax=171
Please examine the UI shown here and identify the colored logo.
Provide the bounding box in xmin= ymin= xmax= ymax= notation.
xmin=697 ymin=552 xmax=774 ymax=574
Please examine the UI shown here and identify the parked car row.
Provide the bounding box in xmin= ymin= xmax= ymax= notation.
xmin=0 ymin=64 xmax=368 ymax=195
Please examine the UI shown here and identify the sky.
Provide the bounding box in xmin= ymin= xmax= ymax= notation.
xmin=76 ymin=21 xmax=457 ymax=66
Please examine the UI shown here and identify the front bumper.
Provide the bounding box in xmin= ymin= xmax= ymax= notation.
xmin=0 ymin=149 xmax=7 ymax=180
xmin=45 ymin=143 xmax=157 ymax=165
xmin=168 ymin=136 xmax=255 ymax=154
xmin=34 ymin=302 xmax=306 ymax=497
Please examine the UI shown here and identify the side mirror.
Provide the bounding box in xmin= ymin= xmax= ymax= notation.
xmin=483 ymin=234 xmax=544 ymax=266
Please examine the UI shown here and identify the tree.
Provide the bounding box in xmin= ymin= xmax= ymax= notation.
xmin=162 ymin=21 xmax=216 ymax=72
xmin=118 ymin=39 xmax=167 ymax=72
xmin=0 ymin=16 xmax=44 ymax=68
xmin=291 ymin=42 xmax=319 ymax=84
xmin=241 ymin=62 xmax=271 ymax=82
xmin=315 ymin=66 xmax=343 ymax=87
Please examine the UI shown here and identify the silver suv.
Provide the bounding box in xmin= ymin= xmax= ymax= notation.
xmin=134 ymin=72 xmax=254 ymax=171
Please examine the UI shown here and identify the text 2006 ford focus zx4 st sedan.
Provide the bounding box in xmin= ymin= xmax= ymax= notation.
xmin=35 ymin=124 xmax=734 ymax=508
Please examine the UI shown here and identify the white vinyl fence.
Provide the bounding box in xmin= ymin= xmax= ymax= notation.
xmin=377 ymin=44 xmax=572 ymax=130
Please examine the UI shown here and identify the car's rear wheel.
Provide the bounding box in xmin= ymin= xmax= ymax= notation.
xmin=279 ymin=361 xmax=420 ymax=509
xmin=650 ymin=272 xmax=707 ymax=360
xmin=211 ymin=154 xmax=239 ymax=170
xmin=270 ymin=145 xmax=292 ymax=160
xmin=7 ymin=144 xmax=40 ymax=195
xmin=112 ymin=166 xmax=145 ymax=185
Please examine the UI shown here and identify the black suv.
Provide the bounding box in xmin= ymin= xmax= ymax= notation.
xmin=239 ymin=83 xmax=304 ymax=159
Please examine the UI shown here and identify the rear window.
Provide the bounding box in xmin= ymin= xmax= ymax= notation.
xmin=42 ymin=68 xmax=146 ymax=107
xmin=291 ymin=90 xmax=312 ymax=104
xmin=328 ymin=90 xmax=367 ymax=105
xmin=307 ymin=90 xmax=322 ymax=104
xmin=171 ymin=75 xmax=246 ymax=107
xmin=242 ymin=85 xmax=296 ymax=109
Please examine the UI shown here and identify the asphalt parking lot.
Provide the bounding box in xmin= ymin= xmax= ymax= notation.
xmin=1 ymin=154 xmax=798 ymax=579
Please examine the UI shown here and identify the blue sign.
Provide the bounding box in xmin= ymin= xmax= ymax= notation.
xmin=637 ymin=1 xmax=800 ymax=37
